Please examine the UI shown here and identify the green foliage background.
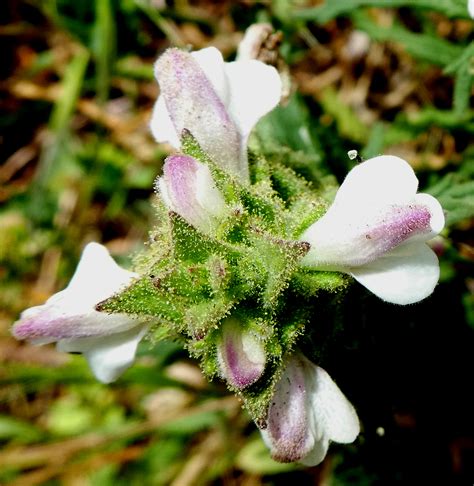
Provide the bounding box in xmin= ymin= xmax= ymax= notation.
xmin=0 ymin=0 xmax=473 ymax=484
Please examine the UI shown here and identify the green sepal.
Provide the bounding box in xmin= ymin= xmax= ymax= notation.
xmin=290 ymin=269 xmax=351 ymax=298
xmin=169 ymin=211 xmax=226 ymax=263
xmin=96 ymin=276 xmax=184 ymax=324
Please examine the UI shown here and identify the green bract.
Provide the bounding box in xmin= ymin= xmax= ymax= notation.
xmin=99 ymin=131 xmax=349 ymax=424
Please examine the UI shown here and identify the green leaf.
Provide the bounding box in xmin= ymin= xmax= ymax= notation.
xmin=49 ymin=48 xmax=90 ymax=132
xmin=426 ymin=164 xmax=474 ymax=226
xmin=293 ymin=0 xmax=468 ymax=23
xmin=352 ymin=11 xmax=464 ymax=67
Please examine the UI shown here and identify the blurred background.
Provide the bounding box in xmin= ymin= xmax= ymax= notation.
xmin=1 ymin=1 xmax=473 ymax=484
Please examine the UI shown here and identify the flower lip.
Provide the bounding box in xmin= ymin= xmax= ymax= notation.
xmin=11 ymin=242 xmax=149 ymax=384
xmin=299 ymin=155 xmax=445 ymax=304
xmin=12 ymin=242 xmax=140 ymax=341
xmin=151 ymin=46 xmax=282 ymax=182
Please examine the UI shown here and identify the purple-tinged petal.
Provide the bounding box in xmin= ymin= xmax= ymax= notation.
xmin=157 ymin=154 xmax=226 ymax=233
xmin=152 ymin=48 xmax=243 ymax=180
xmin=301 ymin=202 xmax=437 ymax=269
xmin=260 ymin=355 xmax=315 ymax=463
xmin=217 ymin=318 xmax=265 ymax=389
xmin=12 ymin=243 xmax=140 ymax=341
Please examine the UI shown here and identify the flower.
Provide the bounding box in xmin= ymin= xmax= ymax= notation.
xmin=12 ymin=242 xmax=148 ymax=383
xmin=156 ymin=154 xmax=226 ymax=233
xmin=469 ymin=0 xmax=474 ymax=19
xmin=216 ymin=317 xmax=266 ymax=389
xmin=299 ymin=155 xmax=445 ymax=305
xmin=151 ymin=47 xmax=282 ymax=182
xmin=260 ymin=354 xmax=359 ymax=466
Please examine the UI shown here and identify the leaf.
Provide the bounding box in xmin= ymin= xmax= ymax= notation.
xmin=426 ymin=164 xmax=474 ymax=226
xmin=293 ymin=0 xmax=468 ymax=23
xmin=49 ymin=48 xmax=90 ymax=132
xmin=352 ymin=11 xmax=464 ymax=67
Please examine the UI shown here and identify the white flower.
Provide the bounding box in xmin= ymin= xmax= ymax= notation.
xmin=156 ymin=154 xmax=226 ymax=234
xmin=300 ymin=155 xmax=445 ymax=305
xmin=260 ymin=354 xmax=359 ymax=466
xmin=216 ymin=317 xmax=266 ymax=389
xmin=151 ymin=47 xmax=282 ymax=183
xmin=12 ymin=243 xmax=148 ymax=383
xmin=469 ymin=0 xmax=474 ymax=19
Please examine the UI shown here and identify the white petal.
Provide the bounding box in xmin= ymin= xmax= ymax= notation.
xmin=333 ymin=155 xmax=419 ymax=208
xmin=350 ymin=242 xmax=440 ymax=305
xmin=150 ymin=96 xmax=180 ymax=147
xmin=469 ymin=0 xmax=474 ymax=19
xmin=298 ymin=437 xmax=330 ymax=467
xmin=191 ymin=47 xmax=230 ymax=104
xmin=57 ymin=325 xmax=148 ymax=383
xmin=224 ymin=60 xmax=282 ymax=141
xmin=66 ymin=242 xmax=137 ymax=304
xmin=12 ymin=243 xmax=139 ymax=340
xmin=304 ymin=362 xmax=360 ymax=444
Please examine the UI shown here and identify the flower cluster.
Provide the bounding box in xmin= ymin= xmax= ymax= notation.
xmin=12 ymin=30 xmax=444 ymax=466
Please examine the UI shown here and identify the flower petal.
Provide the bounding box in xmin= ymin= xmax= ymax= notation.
xmin=333 ymin=155 xmax=419 ymax=208
xmin=469 ymin=0 xmax=474 ymax=19
xmin=224 ymin=59 xmax=282 ymax=142
xmin=350 ymin=241 xmax=440 ymax=304
xmin=152 ymin=48 xmax=243 ymax=180
xmin=298 ymin=438 xmax=330 ymax=468
xmin=12 ymin=243 xmax=139 ymax=340
xmin=413 ymin=193 xmax=445 ymax=237
xmin=157 ymin=154 xmax=226 ymax=233
xmin=301 ymin=201 xmax=436 ymax=269
xmin=57 ymin=325 xmax=148 ymax=383
xmin=261 ymin=355 xmax=315 ymax=463
xmin=305 ymin=363 xmax=360 ymax=444
xmin=150 ymin=96 xmax=180 ymax=146
xmin=217 ymin=318 xmax=266 ymax=389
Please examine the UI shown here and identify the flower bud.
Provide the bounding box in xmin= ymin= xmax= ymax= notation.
xmin=217 ymin=317 xmax=266 ymax=389
xmin=157 ymin=154 xmax=226 ymax=234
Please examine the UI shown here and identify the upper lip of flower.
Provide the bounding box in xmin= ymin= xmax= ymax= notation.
xmin=150 ymin=46 xmax=282 ymax=183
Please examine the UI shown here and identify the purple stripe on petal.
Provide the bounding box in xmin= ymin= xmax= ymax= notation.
xmin=362 ymin=204 xmax=432 ymax=260
xmin=12 ymin=311 xmax=137 ymax=341
xmin=155 ymin=49 xmax=242 ymax=177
